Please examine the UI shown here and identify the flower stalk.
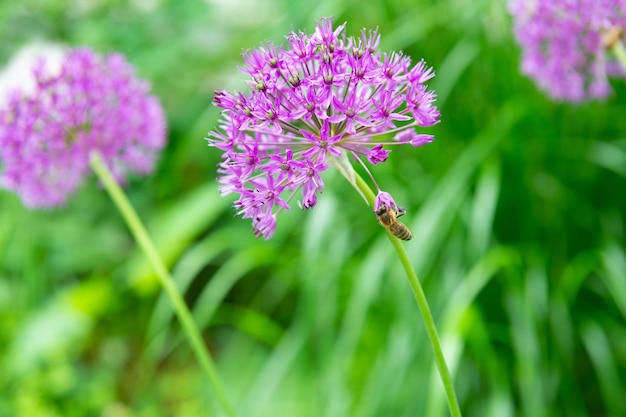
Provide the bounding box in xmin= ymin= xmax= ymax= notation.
xmin=90 ymin=151 xmax=236 ymax=417
xmin=354 ymin=171 xmax=462 ymax=417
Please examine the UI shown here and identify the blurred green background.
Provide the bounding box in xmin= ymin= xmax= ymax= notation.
xmin=1 ymin=0 xmax=626 ymax=416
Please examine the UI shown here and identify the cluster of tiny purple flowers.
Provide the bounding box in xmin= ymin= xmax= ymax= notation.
xmin=0 ymin=48 xmax=166 ymax=208
xmin=208 ymin=17 xmax=440 ymax=239
xmin=509 ymin=0 xmax=626 ymax=102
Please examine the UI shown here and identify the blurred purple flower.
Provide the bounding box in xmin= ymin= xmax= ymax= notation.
xmin=509 ymin=0 xmax=626 ymax=102
xmin=208 ymin=17 xmax=440 ymax=239
xmin=0 ymin=47 xmax=167 ymax=208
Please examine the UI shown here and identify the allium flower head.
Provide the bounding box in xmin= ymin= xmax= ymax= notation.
xmin=208 ymin=17 xmax=440 ymax=239
xmin=510 ymin=0 xmax=626 ymax=102
xmin=0 ymin=47 xmax=166 ymax=208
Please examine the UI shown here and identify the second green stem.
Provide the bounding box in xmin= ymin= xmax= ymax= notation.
xmin=90 ymin=151 xmax=236 ymax=417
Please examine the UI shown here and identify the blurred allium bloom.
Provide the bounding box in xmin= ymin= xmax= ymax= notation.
xmin=0 ymin=48 xmax=166 ymax=208
xmin=510 ymin=0 xmax=626 ymax=102
xmin=208 ymin=18 xmax=440 ymax=239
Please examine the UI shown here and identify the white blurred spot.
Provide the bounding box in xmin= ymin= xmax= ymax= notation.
xmin=130 ymin=0 xmax=160 ymax=13
xmin=0 ymin=42 xmax=66 ymax=106
xmin=205 ymin=0 xmax=282 ymax=27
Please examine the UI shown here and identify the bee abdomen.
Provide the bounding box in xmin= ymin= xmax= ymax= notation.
xmin=390 ymin=222 xmax=413 ymax=241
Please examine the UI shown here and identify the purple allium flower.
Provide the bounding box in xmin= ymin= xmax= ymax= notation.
xmin=208 ymin=17 xmax=440 ymax=239
xmin=509 ymin=0 xmax=626 ymax=102
xmin=0 ymin=47 xmax=166 ymax=208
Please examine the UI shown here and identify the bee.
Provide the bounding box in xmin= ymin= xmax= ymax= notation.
xmin=375 ymin=204 xmax=413 ymax=241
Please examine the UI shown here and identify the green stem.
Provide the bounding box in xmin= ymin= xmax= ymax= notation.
xmin=90 ymin=151 xmax=236 ymax=417
xmin=354 ymin=172 xmax=462 ymax=417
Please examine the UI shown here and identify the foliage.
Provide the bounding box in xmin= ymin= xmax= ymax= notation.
xmin=1 ymin=0 xmax=626 ymax=416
